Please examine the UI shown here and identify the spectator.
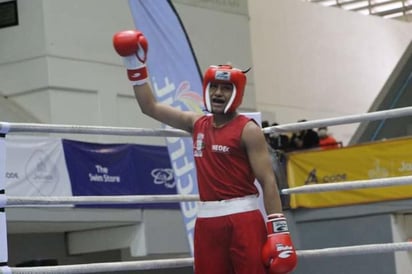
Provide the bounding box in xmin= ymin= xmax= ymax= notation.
xmin=261 ymin=121 xmax=290 ymax=209
xmin=318 ymin=126 xmax=340 ymax=150
xmin=289 ymin=119 xmax=319 ymax=151
xmin=268 ymin=123 xmax=290 ymax=151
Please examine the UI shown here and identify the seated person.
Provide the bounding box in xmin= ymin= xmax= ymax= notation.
xmin=268 ymin=123 xmax=290 ymax=151
xmin=289 ymin=119 xmax=319 ymax=151
xmin=318 ymin=126 xmax=340 ymax=150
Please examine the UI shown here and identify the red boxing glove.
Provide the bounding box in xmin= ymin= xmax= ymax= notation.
xmin=262 ymin=213 xmax=297 ymax=274
xmin=113 ymin=30 xmax=149 ymax=86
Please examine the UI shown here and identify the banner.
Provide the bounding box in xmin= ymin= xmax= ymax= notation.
xmin=3 ymin=136 xmax=177 ymax=208
xmin=287 ymin=137 xmax=412 ymax=208
xmin=129 ymin=0 xmax=204 ymax=254
xmin=5 ymin=136 xmax=72 ymax=198
xmin=63 ymin=139 xmax=178 ymax=209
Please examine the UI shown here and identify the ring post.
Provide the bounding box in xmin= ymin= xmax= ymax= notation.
xmin=0 ymin=134 xmax=10 ymax=273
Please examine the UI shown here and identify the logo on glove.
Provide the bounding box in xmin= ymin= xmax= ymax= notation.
xmin=272 ymin=220 xmax=288 ymax=233
xmin=276 ymin=244 xmax=295 ymax=259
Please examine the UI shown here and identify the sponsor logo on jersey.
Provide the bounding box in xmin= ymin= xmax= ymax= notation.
xmin=194 ymin=133 xmax=205 ymax=157
xmin=212 ymin=144 xmax=230 ymax=153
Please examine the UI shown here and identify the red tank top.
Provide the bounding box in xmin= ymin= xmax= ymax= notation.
xmin=193 ymin=115 xmax=258 ymax=201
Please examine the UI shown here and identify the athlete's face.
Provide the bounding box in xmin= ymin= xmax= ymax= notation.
xmin=208 ymin=82 xmax=234 ymax=114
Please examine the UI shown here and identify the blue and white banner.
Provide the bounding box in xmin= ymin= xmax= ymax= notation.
xmin=4 ymin=136 xmax=178 ymax=209
xmin=5 ymin=136 xmax=72 ymax=198
xmin=129 ymin=0 xmax=204 ymax=254
xmin=63 ymin=140 xmax=178 ymax=209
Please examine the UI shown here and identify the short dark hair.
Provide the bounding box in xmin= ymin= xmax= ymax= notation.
xmin=262 ymin=120 xmax=269 ymax=127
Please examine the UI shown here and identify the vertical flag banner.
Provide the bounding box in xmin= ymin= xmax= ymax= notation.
xmin=128 ymin=0 xmax=204 ymax=254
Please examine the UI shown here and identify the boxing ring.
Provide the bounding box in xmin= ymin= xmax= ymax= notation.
xmin=2 ymin=106 xmax=412 ymax=273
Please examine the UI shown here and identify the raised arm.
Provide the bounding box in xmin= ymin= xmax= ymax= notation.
xmin=113 ymin=30 xmax=201 ymax=132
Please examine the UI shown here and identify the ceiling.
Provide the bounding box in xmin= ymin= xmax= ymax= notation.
xmin=294 ymin=0 xmax=412 ymax=144
xmin=305 ymin=0 xmax=412 ymax=21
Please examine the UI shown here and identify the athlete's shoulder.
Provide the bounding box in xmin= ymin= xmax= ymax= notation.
xmin=242 ymin=119 xmax=265 ymax=145
xmin=193 ymin=113 xmax=211 ymax=129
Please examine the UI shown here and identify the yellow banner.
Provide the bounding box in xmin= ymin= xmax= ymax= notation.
xmin=286 ymin=137 xmax=412 ymax=208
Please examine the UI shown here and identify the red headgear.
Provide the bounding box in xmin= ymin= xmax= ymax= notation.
xmin=202 ymin=65 xmax=247 ymax=113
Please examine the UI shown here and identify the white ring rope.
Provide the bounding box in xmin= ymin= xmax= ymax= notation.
xmin=3 ymin=242 xmax=412 ymax=274
xmin=296 ymin=241 xmax=412 ymax=258
xmin=1 ymin=106 xmax=412 ymax=136
xmin=262 ymin=106 xmax=412 ymax=134
xmin=281 ymin=175 xmax=412 ymax=195
xmin=5 ymin=175 xmax=412 ymax=206
xmin=5 ymin=194 xmax=200 ymax=206
xmin=5 ymin=257 xmax=194 ymax=274
xmin=0 ymin=122 xmax=190 ymax=137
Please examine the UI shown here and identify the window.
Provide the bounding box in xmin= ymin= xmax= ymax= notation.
xmin=0 ymin=0 xmax=18 ymax=29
